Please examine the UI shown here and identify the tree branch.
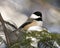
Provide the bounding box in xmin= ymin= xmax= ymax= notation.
xmin=0 ymin=13 xmax=11 ymax=46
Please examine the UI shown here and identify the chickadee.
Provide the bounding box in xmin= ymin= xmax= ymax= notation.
xmin=20 ymin=11 xmax=43 ymax=31
xmin=13 ymin=11 xmax=43 ymax=32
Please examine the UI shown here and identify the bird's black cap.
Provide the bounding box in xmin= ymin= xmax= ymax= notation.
xmin=33 ymin=11 xmax=42 ymax=17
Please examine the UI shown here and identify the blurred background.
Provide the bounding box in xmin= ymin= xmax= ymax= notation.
xmin=0 ymin=0 xmax=60 ymax=33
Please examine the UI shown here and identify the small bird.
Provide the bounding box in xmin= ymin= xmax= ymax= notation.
xmin=21 ymin=11 xmax=43 ymax=31
xmin=13 ymin=11 xmax=43 ymax=32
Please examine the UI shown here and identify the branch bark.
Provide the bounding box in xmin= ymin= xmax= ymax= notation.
xmin=0 ymin=13 xmax=11 ymax=46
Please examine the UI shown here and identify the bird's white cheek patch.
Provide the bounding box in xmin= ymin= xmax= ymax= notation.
xmin=30 ymin=14 xmax=40 ymax=19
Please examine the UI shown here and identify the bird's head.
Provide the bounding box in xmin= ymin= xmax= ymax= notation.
xmin=30 ymin=11 xmax=42 ymax=21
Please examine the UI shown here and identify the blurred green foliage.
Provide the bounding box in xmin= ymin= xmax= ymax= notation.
xmin=8 ymin=30 xmax=60 ymax=48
